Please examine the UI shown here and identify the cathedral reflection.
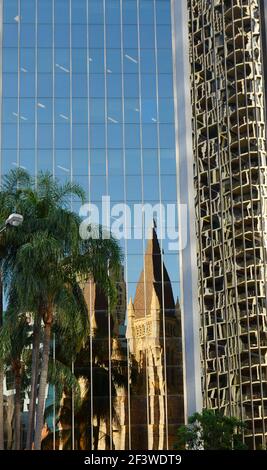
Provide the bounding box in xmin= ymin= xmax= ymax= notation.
xmin=44 ymin=227 xmax=184 ymax=450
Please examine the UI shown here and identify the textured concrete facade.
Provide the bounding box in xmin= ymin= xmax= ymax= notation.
xmin=188 ymin=0 xmax=267 ymax=449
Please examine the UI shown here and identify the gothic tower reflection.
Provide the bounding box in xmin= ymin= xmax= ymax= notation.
xmin=126 ymin=227 xmax=184 ymax=450
xmin=46 ymin=227 xmax=184 ymax=450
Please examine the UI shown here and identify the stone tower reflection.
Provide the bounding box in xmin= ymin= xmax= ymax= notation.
xmin=126 ymin=227 xmax=184 ymax=450
xmin=53 ymin=228 xmax=184 ymax=450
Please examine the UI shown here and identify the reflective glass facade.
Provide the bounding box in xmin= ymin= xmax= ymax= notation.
xmin=1 ymin=0 xmax=199 ymax=450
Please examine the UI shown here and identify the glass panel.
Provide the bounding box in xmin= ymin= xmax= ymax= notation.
xmin=159 ymin=124 xmax=175 ymax=148
xmin=157 ymin=49 xmax=173 ymax=73
xmin=21 ymin=24 xmax=35 ymax=48
xmin=20 ymin=98 xmax=35 ymax=123
xmin=88 ymin=0 xmax=104 ymax=24
xmin=75 ymin=175 xmax=89 ymax=193
xmin=3 ymin=24 xmax=18 ymax=47
xmin=142 ymin=124 xmax=158 ymax=149
xmin=156 ymin=25 xmax=173 ymax=49
xmin=20 ymin=72 xmax=35 ymax=98
xmin=21 ymin=48 xmax=35 ymax=73
xmin=156 ymin=0 xmax=172 ymax=25
xmin=124 ymin=49 xmax=138 ymax=73
xmin=127 ymin=255 xmax=146 ymax=283
xmin=126 ymin=176 xmax=142 ymax=201
xmin=125 ymin=149 xmax=141 ymax=175
xmin=89 ymin=49 xmax=104 ymax=73
xmin=159 ymin=98 xmax=174 ymax=123
xmin=108 ymin=149 xmax=123 ymax=175
xmin=55 ymin=73 xmax=70 ymax=98
xmin=140 ymin=0 xmax=154 ymax=25
xmin=143 ymin=175 xmax=159 ymax=200
xmin=125 ymin=99 xmax=140 ymax=124
xmin=161 ymin=175 xmax=178 ymax=201
xmin=72 ymin=48 xmax=87 ymax=73
xmin=3 ymin=0 xmax=18 ymax=23
xmin=140 ymin=25 xmax=155 ymax=49
xmin=72 ymin=98 xmax=87 ymax=124
xmin=2 ymin=150 xmax=17 ymax=174
xmin=21 ymin=0 xmax=35 ymax=23
xmin=38 ymin=25 xmax=53 ymax=48
xmin=143 ymin=149 xmax=159 ymax=175
xmin=90 ymin=75 xmax=105 ymax=97
xmin=37 ymin=98 xmax=52 ymax=123
xmin=107 ymin=124 xmax=123 ymax=148
xmin=90 ymin=124 xmax=105 ymax=148
xmin=20 ymin=149 xmax=35 ymax=174
xmin=89 ymin=25 xmax=104 ymax=48
xmin=55 ymin=48 xmax=70 ymax=72
xmin=90 ymin=98 xmax=105 ymax=124
xmin=106 ymin=0 xmax=120 ymax=24
xmin=72 ymin=74 xmax=87 ymax=98
xmin=107 ymin=99 xmax=122 ymax=123
xmin=55 ymin=25 xmax=70 ymax=48
xmin=20 ymin=123 xmax=35 ymax=149
xmin=106 ymin=25 xmax=121 ymax=49
xmin=123 ymin=1 xmax=137 ymax=24
xmin=141 ymin=74 xmax=156 ymax=98
xmin=160 ymin=149 xmax=177 ymax=174
xmin=38 ymin=48 xmax=52 ymax=73
xmin=72 ymin=25 xmax=87 ymax=48
xmin=55 ymin=149 xmax=71 ymax=173
xmin=141 ymin=98 xmax=157 ymax=123
xmin=90 ymin=175 xmax=106 ymax=200
xmin=38 ymin=73 xmax=52 ymax=97
xmin=72 ymin=0 xmax=87 ymax=24
xmin=123 ymin=25 xmax=138 ymax=49
xmin=73 ymin=124 xmax=88 ymax=149
xmin=3 ymin=48 xmax=18 ymax=73
xmin=38 ymin=149 xmax=53 ymax=172
xmin=2 ymin=124 xmax=17 ymax=149
xmin=38 ymin=0 xmax=52 ymax=24
xmin=158 ymin=74 xmax=173 ymax=97
xmin=106 ymin=49 xmax=121 ymax=73
xmin=90 ymin=149 xmax=106 ymax=175
xmin=55 ymin=124 xmax=70 ymax=149
xmin=140 ymin=49 xmax=155 ymax=73
xmin=125 ymin=124 xmax=140 ymax=148
xmin=38 ymin=124 xmax=53 ymax=149
xmin=107 ymin=74 xmax=122 ymax=98
xmin=2 ymin=73 xmax=18 ymax=98
xmin=55 ymin=0 xmax=70 ymax=24
xmin=109 ymin=176 xmax=124 ymax=200
xmin=127 ymin=239 xmax=143 ymax=255
xmin=72 ymin=150 xmax=89 ymax=176
xmin=2 ymin=98 xmax=18 ymax=123
xmin=124 ymin=75 xmax=139 ymax=98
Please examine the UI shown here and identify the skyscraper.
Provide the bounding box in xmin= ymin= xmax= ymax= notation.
xmin=188 ymin=0 xmax=267 ymax=449
xmin=0 ymin=0 xmax=200 ymax=450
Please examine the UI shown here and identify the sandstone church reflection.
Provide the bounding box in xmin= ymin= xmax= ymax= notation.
xmin=46 ymin=228 xmax=184 ymax=450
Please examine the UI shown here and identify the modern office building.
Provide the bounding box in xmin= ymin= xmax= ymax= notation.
xmin=188 ymin=0 xmax=267 ymax=449
xmin=0 ymin=0 xmax=200 ymax=450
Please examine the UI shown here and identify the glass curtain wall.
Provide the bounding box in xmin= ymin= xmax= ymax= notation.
xmin=1 ymin=0 xmax=184 ymax=450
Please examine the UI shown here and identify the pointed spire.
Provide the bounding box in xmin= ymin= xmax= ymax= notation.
xmin=151 ymin=287 xmax=160 ymax=314
xmin=128 ymin=297 xmax=135 ymax=317
xmin=175 ymin=297 xmax=181 ymax=319
xmin=126 ymin=297 xmax=135 ymax=353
